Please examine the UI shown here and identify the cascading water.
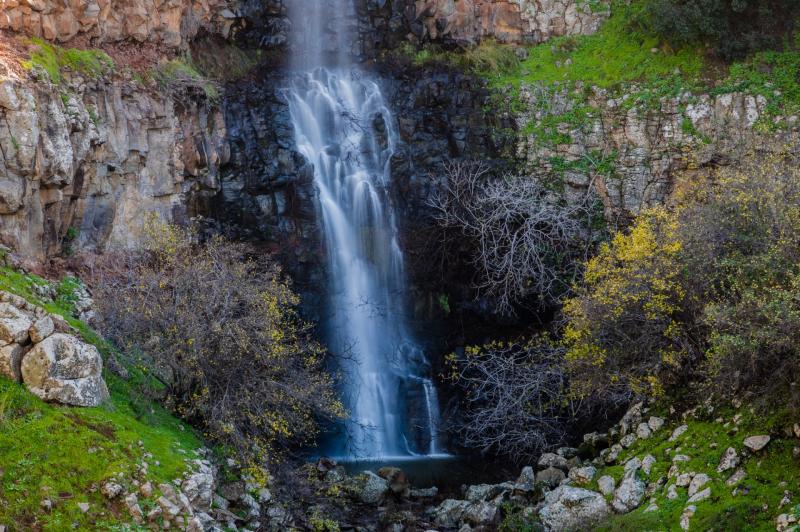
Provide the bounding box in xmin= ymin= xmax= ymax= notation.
xmin=286 ymin=0 xmax=445 ymax=459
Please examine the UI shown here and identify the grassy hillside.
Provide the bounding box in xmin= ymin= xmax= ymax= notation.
xmin=0 ymin=266 xmax=202 ymax=531
xmin=592 ymin=404 xmax=800 ymax=530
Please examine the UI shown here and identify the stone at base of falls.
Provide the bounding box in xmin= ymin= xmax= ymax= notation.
xmin=377 ymin=466 xmax=410 ymax=496
xmin=357 ymin=471 xmax=389 ymax=504
xmin=21 ymin=333 xmax=109 ymax=407
xmin=538 ymin=486 xmax=611 ymax=531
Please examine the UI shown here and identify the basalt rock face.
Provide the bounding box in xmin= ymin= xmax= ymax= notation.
xmin=0 ymin=0 xmax=239 ymax=48
xmin=0 ymin=73 xmax=226 ymax=261
xmin=214 ymin=61 xmax=509 ymax=302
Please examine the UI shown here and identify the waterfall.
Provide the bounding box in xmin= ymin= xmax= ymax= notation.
xmin=285 ymin=1 xmax=445 ymax=459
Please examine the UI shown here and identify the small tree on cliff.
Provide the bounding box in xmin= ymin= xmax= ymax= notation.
xmin=93 ymin=218 xmax=344 ymax=466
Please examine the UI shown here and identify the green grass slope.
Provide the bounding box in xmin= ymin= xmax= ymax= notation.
xmin=0 ymin=266 xmax=202 ymax=531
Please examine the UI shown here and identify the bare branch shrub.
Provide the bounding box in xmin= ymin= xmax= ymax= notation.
xmin=448 ymin=339 xmax=576 ymax=462
xmin=429 ymin=161 xmax=587 ymax=315
xmin=91 ymin=218 xmax=344 ymax=464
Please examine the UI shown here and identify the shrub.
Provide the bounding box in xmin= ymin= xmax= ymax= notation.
xmin=645 ymin=0 xmax=800 ymax=60
xmin=564 ymin=145 xmax=800 ymax=404
xmin=563 ymin=207 xmax=693 ymax=404
xmin=93 ymin=219 xmax=344 ymax=463
xmin=447 ymin=338 xmax=573 ymax=461
xmin=429 ymin=162 xmax=588 ymax=315
xmin=681 ymin=149 xmax=800 ymax=395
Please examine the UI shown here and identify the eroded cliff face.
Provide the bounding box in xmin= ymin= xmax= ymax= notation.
xmin=0 ymin=0 xmax=238 ymax=48
xmin=399 ymin=0 xmax=610 ymax=44
xmin=0 ymin=0 xmax=236 ymax=262
xmin=0 ymin=72 xmax=227 ymax=260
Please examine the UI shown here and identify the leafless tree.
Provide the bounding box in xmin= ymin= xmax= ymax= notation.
xmin=449 ymin=340 xmax=579 ymax=462
xmin=429 ymin=161 xmax=587 ymax=315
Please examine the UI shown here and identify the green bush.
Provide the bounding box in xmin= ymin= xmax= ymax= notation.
xmin=646 ymin=0 xmax=800 ymax=60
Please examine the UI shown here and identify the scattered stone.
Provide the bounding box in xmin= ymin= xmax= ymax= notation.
xmin=620 ymin=402 xmax=644 ymax=435
xmin=620 ymin=434 xmax=637 ymax=448
xmin=718 ymin=447 xmax=739 ymax=472
xmin=140 ymin=482 xmax=153 ymax=498
xmin=680 ymin=505 xmax=696 ymax=530
xmin=538 ymin=452 xmax=569 ymax=471
xmin=636 ymin=423 xmax=653 ymax=439
xmin=157 ymin=495 xmax=181 ymax=520
xmin=777 ymin=513 xmax=799 ymax=531
xmin=688 ymin=474 xmax=709 ymax=497
xmin=670 ymin=425 xmax=689 ymax=441
xmin=743 ymin=435 xmax=770 ymax=452
xmin=40 ymin=499 xmax=52 ymax=511
xmin=676 ymin=473 xmax=692 ymax=487
xmin=182 ymin=461 xmax=215 ymax=511
xmin=101 ymin=482 xmax=123 ymax=499
xmin=667 ymin=484 xmax=679 ymax=500
xmin=517 ymin=466 xmax=536 ymax=485
xmin=780 ymin=491 xmax=791 ymax=508
xmin=672 ymin=454 xmax=690 ymax=463
xmin=568 ymin=466 xmax=597 ymax=486
xmin=597 ymin=475 xmax=615 ymax=496
xmin=726 ymin=468 xmax=747 ymax=486
xmin=648 ymin=417 xmax=665 ymax=432
xmin=605 ymin=444 xmax=623 ymax=464
xmin=539 ymin=486 xmax=611 ymax=531
xmin=77 ymin=502 xmax=90 ymax=513
xmin=645 ymin=501 xmax=659 ymax=512
xmin=642 ymin=455 xmax=657 ymax=475
xmin=0 ymin=302 xmax=32 ymax=344
xmin=624 ymin=457 xmax=642 ymax=477
xmin=125 ymin=493 xmax=143 ymax=523
xmin=688 ymin=487 xmax=711 ymax=503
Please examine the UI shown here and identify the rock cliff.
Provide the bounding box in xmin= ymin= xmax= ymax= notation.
xmin=0 ymin=0 xmax=238 ymax=48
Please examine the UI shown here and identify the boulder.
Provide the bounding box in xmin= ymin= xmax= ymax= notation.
xmin=357 ymin=471 xmax=389 ymax=504
xmin=538 ymin=452 xmax=569 ymax=471
xmin=462 ymin=501 xmax=499 ymax=526
xmin=620 ymin=434 xmax=637 ymax=448
xmin=29 ymin=315 xmax=54 ymax=343
xmin=636 ymin=423 xmax=653 ymax=439
xmin=539 ymin=486 xmax=610 ymax=531
xmin=743 ymin=435 xmax=770 ymax=452
xmin=377 ymin=466 xmax=410 ymax=495
xmin=182 ymin=461 xmax=215 ymax=512
xmin=648 ymin=417 xmax=665 ymax=432
xmin=605 ymin=444 xmax=623 ymax=464
xmin=536 ymin=466 xmax=566 ymax=488
xmin=0 ymin=302 xmax=32 ymax=344
xmin=433 ymin=499 xmax=470 ymax=528
xmin=0 ymin=342 xmax=24 ymax=381
xmin=20 ymin=333 xmax=109 ymax=406
xmin=612 ymin=476 xmax=646 ymax=513
xmin=568 ymin=466 xmax=597 ymax=486
xmin=597 ymin=475 xmax=615 ymax=496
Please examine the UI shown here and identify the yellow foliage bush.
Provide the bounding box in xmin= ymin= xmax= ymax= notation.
xmin=564 ymin=207 xmax=691 ymax=402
